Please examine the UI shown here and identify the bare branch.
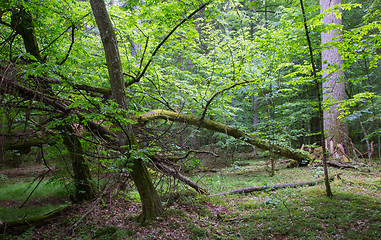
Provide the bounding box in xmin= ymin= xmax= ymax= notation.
xmin=127 ymin=2 xmax=211 ymax=87
xmin=200 ymin=80 xmax=253 ymax=121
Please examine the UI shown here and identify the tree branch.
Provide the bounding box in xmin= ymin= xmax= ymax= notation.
xmin=127 ymin=2 xmax=211 ymax=87
xmin=200 ymin=80 xmax=252 ymax=121
xmin=137 ymin=110 xmax=313 ymax=164
xmin=149 ymin=155 xmax=208 ymax=194
xmin=58 ymin=24 xmax=75 ymax=65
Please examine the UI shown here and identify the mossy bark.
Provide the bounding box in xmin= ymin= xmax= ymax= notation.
xmin=138 ymin=110 xmax=313 ymax=165
xmin=90 ymin=0 xmax=164 ymax=222
xmin=0 ymin=205 xmax=69 ymax=233
xmin=129 ymin=158 xmax=164 ymax=222
xmin=61 ymin=125 xmax=96 ymax=202
xmin=11 ymin=7 xmax=42 ymax=61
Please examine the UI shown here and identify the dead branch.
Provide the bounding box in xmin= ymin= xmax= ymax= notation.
xmin=149 ymin=155 xmax=208 ymax=194
xmin=327 ymin=161 xmax=355 ymax=169
xmin=209 ymin=175 xmax=338 ymax=196
xmin=167 ymin=149 xmax=218 ymax=162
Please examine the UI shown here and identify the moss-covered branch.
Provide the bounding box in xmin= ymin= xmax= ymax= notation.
xmin=138 ymin=110 xmax=313 ymax=165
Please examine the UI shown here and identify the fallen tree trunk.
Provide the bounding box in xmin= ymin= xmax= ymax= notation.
xmin=138 ymin=110 xmax=313 ymax=166
xmin=0 ymin=205 xmax=70 ymax=233
xmin=209 ymin=175 xmax=338 ymax=196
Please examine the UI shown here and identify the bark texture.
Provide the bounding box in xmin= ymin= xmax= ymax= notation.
xmin=10 ymin=7 xmax=42 ymax=61
xmin=90 ymin=0 xmax=164 ymax=222
xmin=61 ymin=125 xmax=96 ymax=202
xmin=321 ymin=0 xmax=348 ymax=148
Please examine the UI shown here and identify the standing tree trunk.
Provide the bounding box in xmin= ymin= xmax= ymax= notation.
xmin=10 ymin=5 xmax=97 ymax=201
xmin=89 ymin=0 xmax=164 ymax=222
xmin=300 ymin=0 xmax=333 ymax=197
xmin=10 ymin=7 xmax=42 ymax=61
xmin=320 ymin=0 xmax=348 ymax=158
xmin=61 ymin=125 xmax=96 ymax=202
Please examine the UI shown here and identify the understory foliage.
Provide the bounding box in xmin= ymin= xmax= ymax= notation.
xmin=2 ymin=162 xmax=381 ymax=239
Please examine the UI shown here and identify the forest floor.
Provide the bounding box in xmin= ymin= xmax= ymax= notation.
xmin=1 ymin=156 xmax=381 ymax=239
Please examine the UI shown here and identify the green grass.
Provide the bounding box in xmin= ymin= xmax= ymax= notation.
xmin=0 ymin=179 xmax=71 ymax=222
xmin=2 ymin=158 xmax=381 ymax=239
xmin=0 ymin=203 xmax=69 ymax=222
xmin=185 ymin=160 xmax=381 ymax=239
xmin=227 ymin=193 xmax=381 ymax=239
xmin=0 ymin=179 xmax=69 ymax=201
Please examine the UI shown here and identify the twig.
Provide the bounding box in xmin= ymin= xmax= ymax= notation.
xmin=200 ymin=80 xmax=253 ymax=121
xmin=19 ymin=169 xmax=51 ymax=208
xmin=127 ymin=2 xmax=211 ymax=86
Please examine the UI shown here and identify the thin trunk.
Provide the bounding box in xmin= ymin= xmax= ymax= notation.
xmin=90 ymin=0 xmax=164 ymax=222
xmin=300 ymin=0 xmax=333 ymax=197
xmin=378 ymin=135 xmax=381 ymax=163
xmin=358 ymin=117 xmax=372 ymax=160
xmin=252 ymin=94 xmax=259 ymax=129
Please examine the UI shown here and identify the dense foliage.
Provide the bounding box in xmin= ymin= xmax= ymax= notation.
xmin=0 ymin=0 xmax=380 ymax=223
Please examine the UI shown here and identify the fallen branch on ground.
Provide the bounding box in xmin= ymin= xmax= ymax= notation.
xmin=327 ymin=161 xmax=355 ymax=169
xmin=209 ymin=175 xmax=340 ymax=196
xmin=0 ymin=205 xmax=70 ymax=233
xmin=149 ymin=155 xmax=208 ymax=194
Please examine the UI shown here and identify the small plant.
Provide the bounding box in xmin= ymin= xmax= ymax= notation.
xmin=188 ymin=224 xmax=208 ymax=240
xmin=92 ymin=226 xmax=118 ymax=239
xmin=312 ymin=167 xmax=324 ymax=178
xmin=0 ymin=174 xmax=8 ymax=182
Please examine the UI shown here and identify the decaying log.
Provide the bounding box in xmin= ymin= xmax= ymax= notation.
xmin=327 ymin=161 xmax=355 ymax=169
xmin=138 ymin=110 xmax=313 ymax=165
xmin=0 ymin=205 xmax=70 ymax=233
xmin=209 ymin=175 xmax=338 ymax=196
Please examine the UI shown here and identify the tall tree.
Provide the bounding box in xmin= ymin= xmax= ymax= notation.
xmin=320 ymin=0 xmax=348 ymax=156
xmin=3 ymin=2 xmax=97 ymax=202
xmin=300 ymin=0 xmax=333 ymax=197
xmin=89 ymin=0 xmax=164 ymax=222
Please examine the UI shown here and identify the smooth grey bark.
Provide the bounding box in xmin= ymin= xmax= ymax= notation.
xmin=320 ymin=0 xmax=348 ymax=150
xmin=90 ymin=0 xmax=164 ymax=222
